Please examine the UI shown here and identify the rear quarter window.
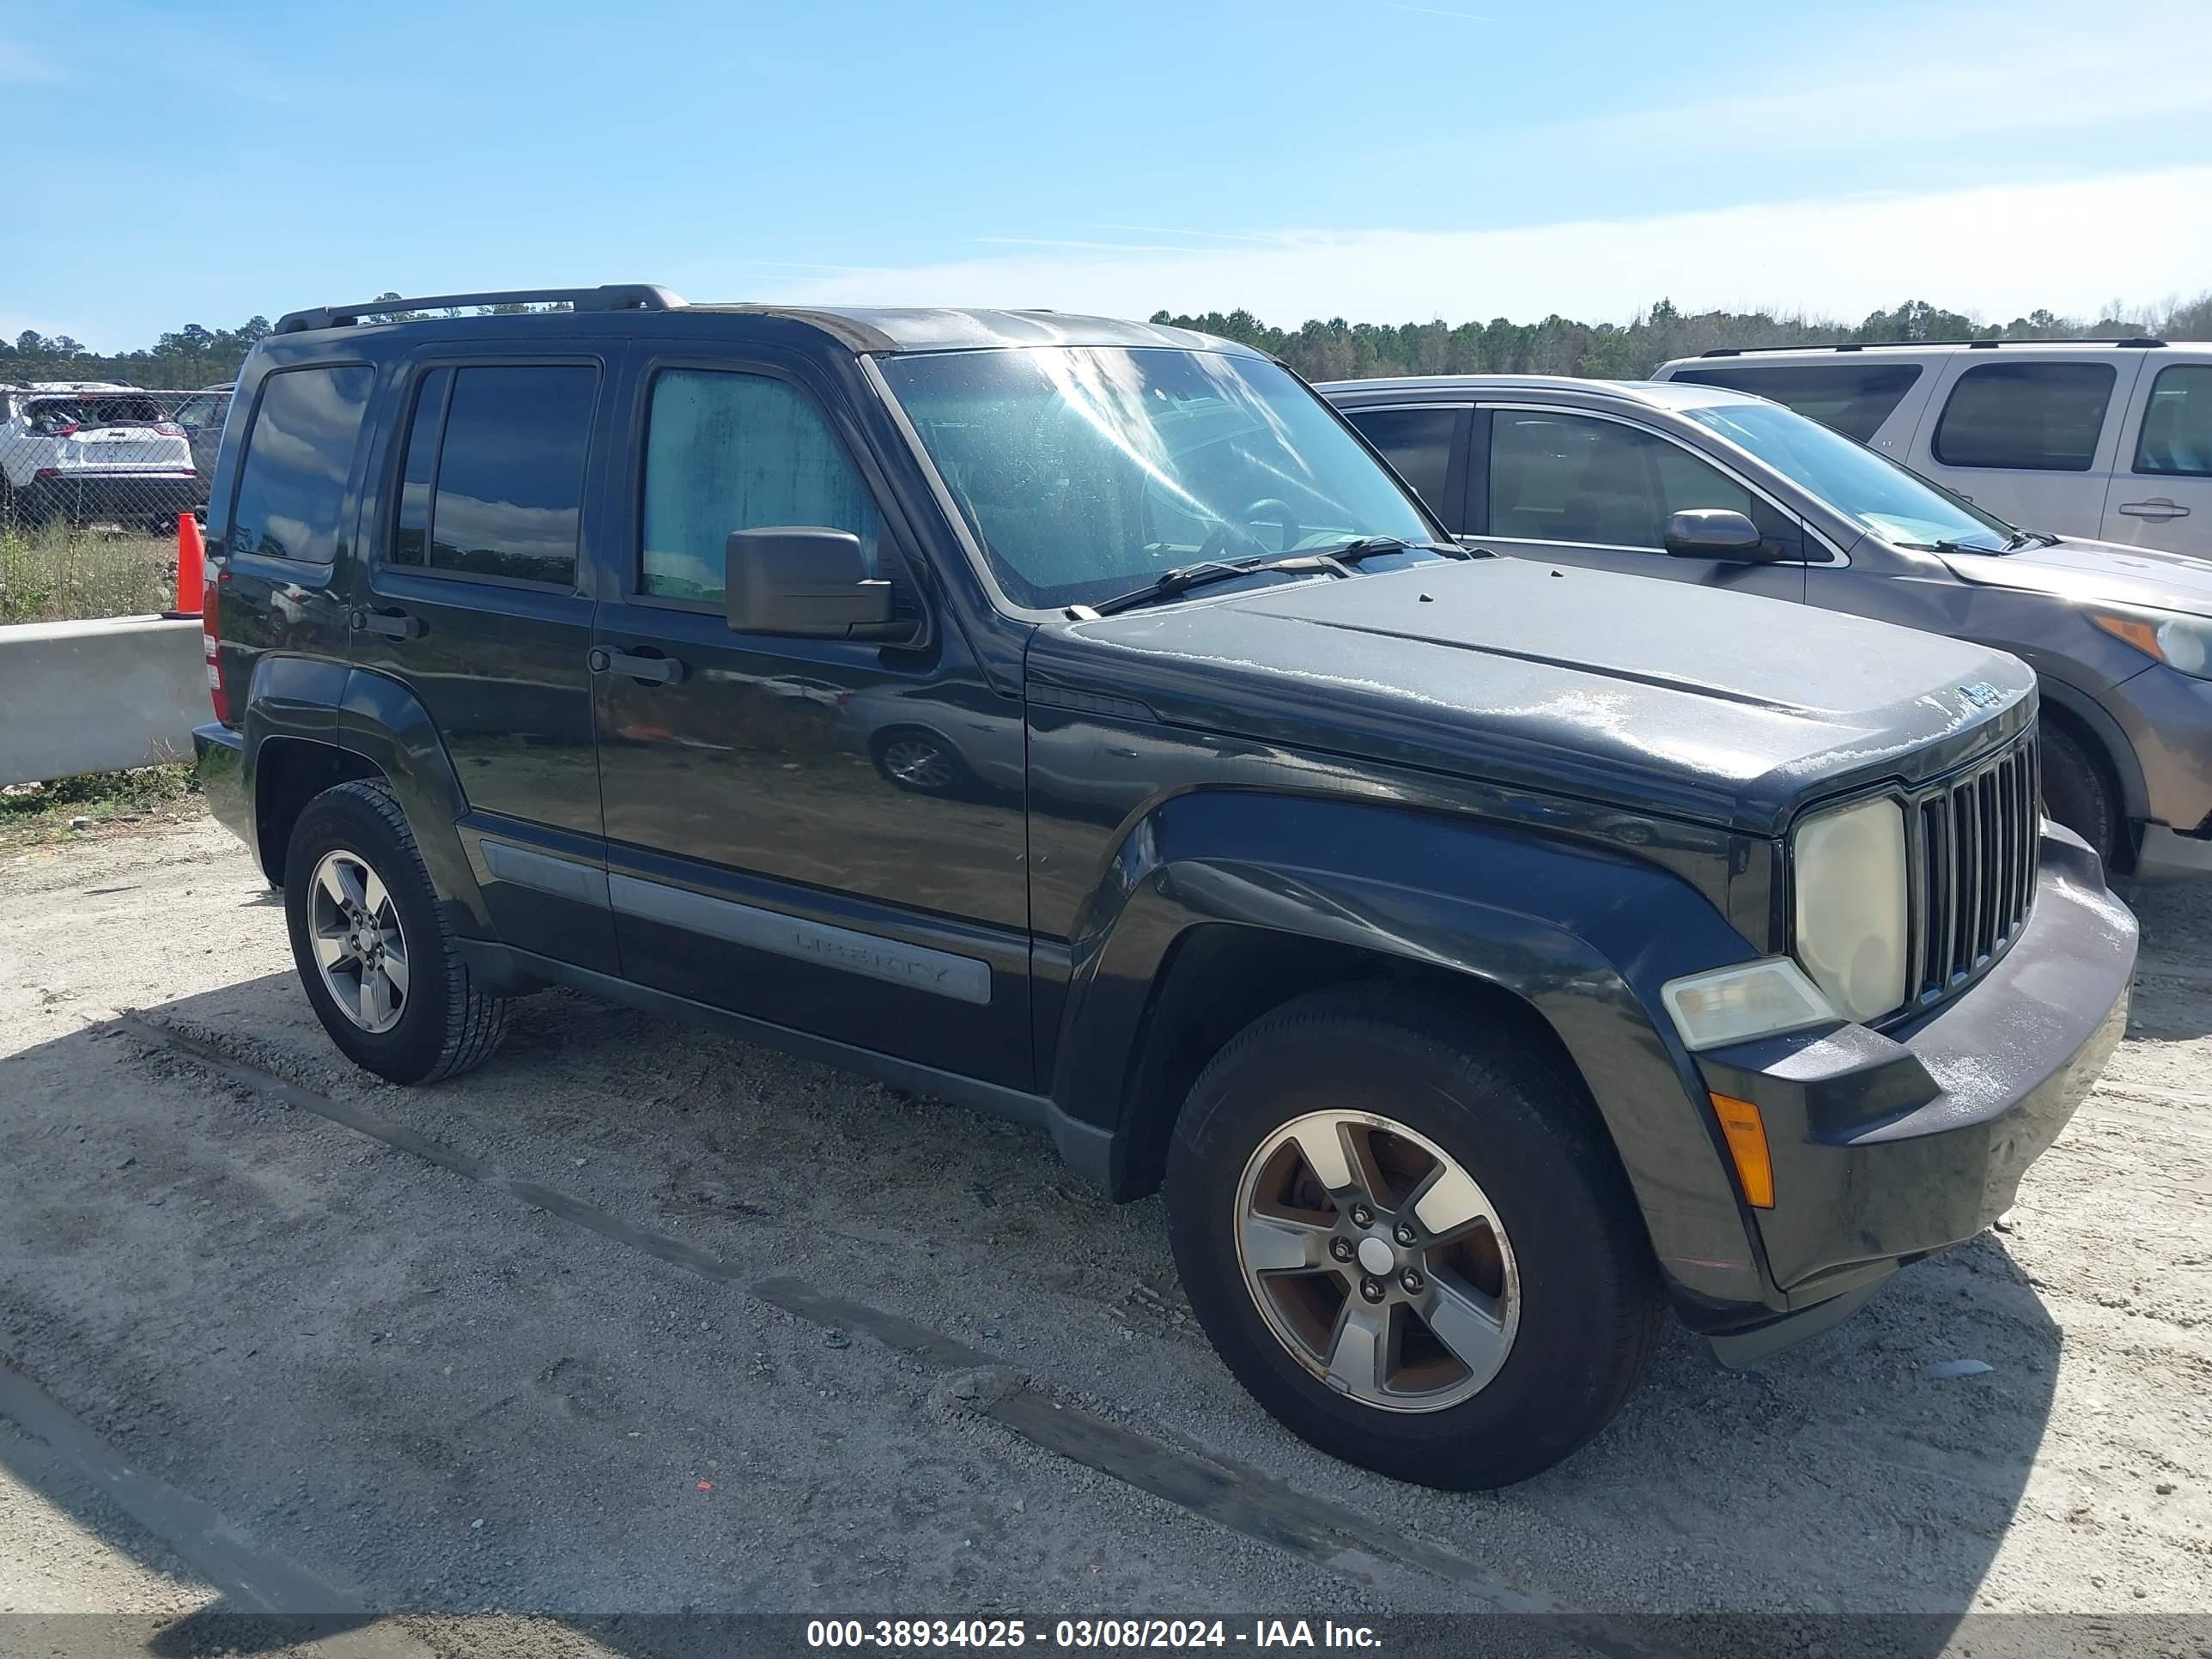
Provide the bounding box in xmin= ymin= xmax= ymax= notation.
xmin=228 ymin=365 xmax=375 ymax=563
xmin=1668 ymin=362 xmax=1922 ymax=443
xmin=1932 ymin=361 xmax=2116 ymax=471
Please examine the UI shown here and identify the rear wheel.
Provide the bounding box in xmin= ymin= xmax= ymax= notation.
xmin=2040 ymin=720 xmax=2125 ymax=874
xmin=1164 ymin=986 xmax=1662 ymax=1489
xmin=284 ymin=780 xmax=509 ymax=1083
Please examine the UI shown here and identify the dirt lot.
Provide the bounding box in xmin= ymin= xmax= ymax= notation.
xmin=3 ymin=813 xmax=2209 ymax=1650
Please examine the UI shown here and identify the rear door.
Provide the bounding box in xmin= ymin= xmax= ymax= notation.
xmin=354 ymin=348 xmax=617 ymax=972
xmin=1467 ymin=404 xmax=1812 ymax=600
xmin=1904 ymin=353 xmax=2143 ymax=538
xmin=588 ymin=349 xmax=1033 ymax=1086
xmin=2101 ymin=360 xmax=2212 ymax=556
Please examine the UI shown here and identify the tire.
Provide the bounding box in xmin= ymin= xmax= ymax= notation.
xmin=284 ymin=779 xmax=509 ymax=1084
xmin=2039 ymin=720 xmax=2125 ymax=874
xmin=1164 ymin=985 xmax=1662 ymax=1490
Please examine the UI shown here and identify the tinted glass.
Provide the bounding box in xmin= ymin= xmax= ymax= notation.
xmin=881 ymin=348 xmax=1434 ymax=608
xmin=428 ymin=366 xmax=596 ymax=586
xmin=1486 ymin=410 xmax=1796 ymax=555
xmin=1933 ymin=361 xmax=2115 ymax=471
xmin=390 ymin=368 xmax=450 ymax=567
xmin=227 ymin=365 xmax=374 ymax=563
xmin=1686 ymin=399 xmax=2014 ymax=551
xmin=1342 ymin=405 xmax=1460 ymax=516
xmin=2135 ymin=365 xmax=2212 ymax=477
xmin=1668 ymin=362 xmax=1920 ymax=443
xmin=641 ymin=370 xmax=880 ymax=603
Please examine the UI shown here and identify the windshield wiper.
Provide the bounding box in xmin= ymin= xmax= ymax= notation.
xmin=2002 ymin=528 xmax=2059 ymax=550
xmin=1301 ymin=535 xmax=1474 ymax=564
xmin=1082 ymin=553 xmax=1352 ymax=617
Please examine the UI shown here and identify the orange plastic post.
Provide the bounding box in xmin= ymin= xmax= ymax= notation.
xmin=174 ymin=513 xmax=204 ymax=617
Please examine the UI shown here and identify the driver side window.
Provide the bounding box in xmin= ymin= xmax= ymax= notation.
xmin=1486 ymin=410 xmax=1802 ymax=558
xmin=640 ymin=369 xmax=882 ymax=605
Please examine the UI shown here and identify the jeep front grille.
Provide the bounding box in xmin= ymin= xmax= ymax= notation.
xmin=1907 ymin=730 xmax=2040 ymax=1006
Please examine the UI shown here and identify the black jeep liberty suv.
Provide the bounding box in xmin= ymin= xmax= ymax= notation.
xmin=193 ymin=285 xmax=2136 ymax=1489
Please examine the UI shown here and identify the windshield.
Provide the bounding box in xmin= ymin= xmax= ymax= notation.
xmin=1683 ymin=398 xmax=2019 ymax=553
xmin=878 ymin=346 xmax=1437 ymax=608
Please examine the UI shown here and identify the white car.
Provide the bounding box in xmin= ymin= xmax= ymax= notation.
xmin=0 ymin=380 xmax=199 ymax=530
xmin=1650 ymin=340 xmax=2211 ymax=559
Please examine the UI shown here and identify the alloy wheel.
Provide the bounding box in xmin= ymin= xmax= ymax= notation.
xmin=1233 ymin=1109 xmax=1519 ymax=1412
xmin=307 ymin=849 xmax=411 ymax=1035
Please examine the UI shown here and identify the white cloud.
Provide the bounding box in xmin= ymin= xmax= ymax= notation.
xmin=763 ymin=167 xmax=2212 ymax=328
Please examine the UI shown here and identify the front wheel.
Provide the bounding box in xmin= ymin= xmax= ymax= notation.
xmin=284 ymin=780 xmax=509 ymax=1083
xmin=1164 ymin=987 xmax=1661 ymax=1489
xmin=2039 ymin=721 xmax=2126 ymax=875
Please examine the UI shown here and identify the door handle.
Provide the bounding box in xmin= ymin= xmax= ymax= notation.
xmin=588 ymin=646 xmax=686 ymax=685
xmin=351 ymin=607 xmax=422 ymax=641
xmin=2118 ymin=499 xmax=2191 ymax=520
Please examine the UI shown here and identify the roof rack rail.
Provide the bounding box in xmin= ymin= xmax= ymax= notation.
xmin=1698 ymin=337 xmax=2166 ymax=357
xmin=274 ymin=283 xmax=687 ymax=335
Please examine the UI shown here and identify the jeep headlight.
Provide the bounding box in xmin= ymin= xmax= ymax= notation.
xmin=1792 ymin=796 xmax=1909 ymax=1024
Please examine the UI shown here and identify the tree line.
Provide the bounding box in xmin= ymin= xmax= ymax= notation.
xmin=1 ymin=295 xmax=555 ymax=388
xmin=1147 ymin=294 xmax=2212 ymax=382
xmin=7 ymin=291 xmax=2207 ymax=390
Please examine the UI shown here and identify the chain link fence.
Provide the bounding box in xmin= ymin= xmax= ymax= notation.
xmin=0 ymin=383 xmax=229 ymax=623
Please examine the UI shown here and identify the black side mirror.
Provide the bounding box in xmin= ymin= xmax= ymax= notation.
xmin=725 ymin=527 xmax=902 ymax=639
xmin=1662 ymin=508 xmax=1770 ymax=561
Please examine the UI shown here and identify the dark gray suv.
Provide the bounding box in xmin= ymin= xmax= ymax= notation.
xmin=1326 ymin=375 xmax=2212 ymax=879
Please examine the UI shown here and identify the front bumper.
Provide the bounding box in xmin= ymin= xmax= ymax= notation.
xmin=1684 ymin=827 xmax=2136 ymax=1358
xmin=27 ymin=470 xmax=198 ymax=524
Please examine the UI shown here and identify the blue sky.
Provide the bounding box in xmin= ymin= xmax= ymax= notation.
xmin=5 ymin=0 xmax=2209 ymax=350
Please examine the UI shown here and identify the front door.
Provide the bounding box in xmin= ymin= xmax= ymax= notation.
xmin=2102 ymin=361 xmax=2212 ymax=557
xmin=1472 ymin=406 xmax=1812 ymax=601
xmin=354 ymin=351 xmax=617 ymax=971
xmin=589 ymin=354 xmax=1032 ymax=1086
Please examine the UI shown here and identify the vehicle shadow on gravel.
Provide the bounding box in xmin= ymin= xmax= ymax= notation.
xmin=0 ymin=973 xmax=2067 ymax=1650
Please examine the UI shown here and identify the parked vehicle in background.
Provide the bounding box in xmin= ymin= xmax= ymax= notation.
xmin=1327 ymin=374 xmax=2212 ymax=879
xmin=0 ymin=381 xmax=198 ymax=530
xmin=1650 ymin=340 xmax=2212 ymax=561
xmin=171 ymin=382 xmax=234 ymax=500
xmin=194 ymin=286 xmax=2133 ymax=1490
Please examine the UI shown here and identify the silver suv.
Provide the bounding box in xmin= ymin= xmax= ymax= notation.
xmin=1325 ymin=374 xmax=2212 ymax=879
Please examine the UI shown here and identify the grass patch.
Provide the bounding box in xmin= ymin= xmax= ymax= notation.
xmin=0 ymin=762 xmax=201 ymax=850
xmin=0 ymin=522 xmax=177 ymax=623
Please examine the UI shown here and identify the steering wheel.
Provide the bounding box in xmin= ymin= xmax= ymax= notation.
xmin=1194 ymin=498 xmax=1304 ymax=565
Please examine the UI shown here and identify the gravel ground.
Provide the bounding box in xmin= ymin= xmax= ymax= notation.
xmin=2 ymin=815 xmax=2209 ymax=1645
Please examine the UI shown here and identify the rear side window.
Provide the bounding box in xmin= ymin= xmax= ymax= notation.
xmin=1341 ymin=405 xmax=1462 ymax=519
xmin=639 ymin=368 xmax=880 ymax=604
xmin=2135 ymin=365 xmax=2212 ymax=477
xmin=228 ymin=365 xmax=374 ymax=563
xmin=1668 ymin=363 xmax=1920 ymax=443
xmin=391 ymin=364 xmax=597 ymax=587
xmin=1933 ymin=362 xmax=2115 ymax=471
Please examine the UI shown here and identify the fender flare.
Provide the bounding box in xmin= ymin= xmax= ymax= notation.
xmin=236 ymin=656 xmax=488 ymax=933
xmin=335 ymin=666 xmax=490 ymax=933
xmin=1047 ymin=791 xmax=1776 ymax=1309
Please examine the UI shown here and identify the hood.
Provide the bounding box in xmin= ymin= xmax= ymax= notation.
xmin=1026 ymin=558 xmax=2035 ymax=836
xmin=1938 ymin=536 xmax=2212 ymax=617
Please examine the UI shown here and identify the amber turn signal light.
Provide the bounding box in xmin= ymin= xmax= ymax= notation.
xmin=1711 ymin=1092 xmax=1775 ymax=1209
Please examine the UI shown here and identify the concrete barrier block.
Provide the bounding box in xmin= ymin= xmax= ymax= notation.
xmin=0 ymin=615 xmax=205 ymax=787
